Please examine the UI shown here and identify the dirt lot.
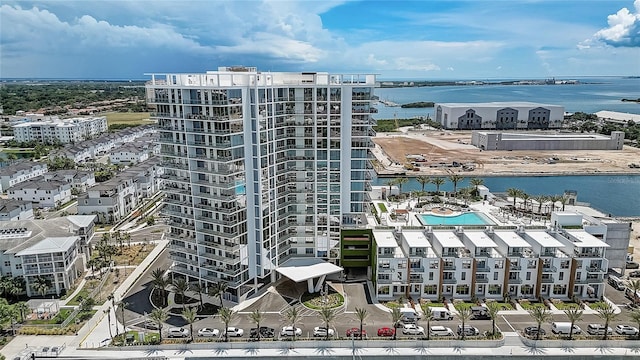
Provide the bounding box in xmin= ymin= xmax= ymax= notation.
xmin=373 ymin=130 xmax=640 ymax=176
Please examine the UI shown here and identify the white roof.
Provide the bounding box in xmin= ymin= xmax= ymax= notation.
xmin=464 ymin=232 xmax=497 ymax=248
xmin=525 ymin=231 xmax=565 ymax=248
xmin=373 ymin=230 xmax=398 ymax=248
xmin=402 ymin=231 xmax=431 ymax=248
xmin=66 ymin=215 xmax=97 ymax=228
xmin=493 ymin=231 xmax=531 ymax=248
xmin=15 ymin=236 xmax=78 ymax=256
xmin=564 ymin=230 xmax=610 ymax=248
xmin=275 ymin=258 xmax=343 ymax=283
xmin=432 ymin=231 xmax=464 ymax=248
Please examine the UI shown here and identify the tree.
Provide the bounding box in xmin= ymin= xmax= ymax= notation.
xmin=596 ymin=303 xmax=617 ymax=340
xmin=533 ymin=195 xmax=548 ymax=214
xmin=507 ymin=188 xmax=522 ymax=207
xmin=432 ymin=177 xmax=445 ymax=194
xmin=32 ymin=276 xmax=50 ymax=297
xmin=15 ymin=302 xmax=30 ymax=323
xmin=284 ymin=307 xmax=302 ymax=341
xmin=486 ymin=302 xmax=501 ymax=336
xmin=248 ymin=309 xmax=264 ymax=341
xmin=630 ymin=309 xmax=640 ymax=340
xmin=456 ymin=306 xmax=472 ymax=340
xmin=390 ymin=307 xmax=403 ymax=340
xmin=416 ymin=176 xmax=431 ymax=192
xmin=104 ymin=308 xmax=114 ymax=341
xmin=172 ymin=278 xmax=190 ymax=310
xmin=191 ymin=282 xmax=205 ymax=310
xmin=559 ymin=195 xmax=569 ymax=211
xmin=469 ymin=178 xmax=484 ymax=197
xmin=395 ymin=177 xmax=408 ymax=195
xmin=319 ymin=306 xmax=337 ymax=340
xmin=149 ymin=308 xmax=168 ymax=343
xmin=150 ymin=268 xmax=169 ymax=307
xmin=628 ymin=280 xmax=640 ymax=306
xmin=107 ymin=293 xmax=118 ymax=335
xmin=528 ymin=306 xmax=553 ymax=340
xmin=421 ymin=304 xmax=433 ymax=340
xmin=521 ymin=193 xmax=531 ymax=212
xmin=209 ymin=282 xmax=228 ymax=306
xmin=117 ymin=300 xmax=129 ymax=337
xmin=384 ymin=179 xmax=397 ymax=194
xmin=448 ymin=174 xmax=463 ymax=195
xmin=218 ymin=307 xmax=236 ymax=343
xmin=181 ymin=307 xmax=197 ymax=342
xmin=355 ymin=307 xmax=368 ymax=340
xmin=563 ymin=305 xmax=583 ymax=340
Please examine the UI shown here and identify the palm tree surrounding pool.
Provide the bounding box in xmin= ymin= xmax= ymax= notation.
xmin=419 ymin=212 xmax=495 ymax=226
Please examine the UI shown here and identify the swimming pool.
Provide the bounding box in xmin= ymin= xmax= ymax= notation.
xmin=419 ymin=212 xmax=495 ymax=226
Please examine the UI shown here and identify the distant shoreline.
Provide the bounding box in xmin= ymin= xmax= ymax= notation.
xmin=376 ymin=170 xmax=640 ymax=178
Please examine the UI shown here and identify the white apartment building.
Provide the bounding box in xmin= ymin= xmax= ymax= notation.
xmin=430 ymin=231 xmax=474 ymax=300
xmin=0 ymin=216 xmax=96 ymax=297
xmin=147 ymin=67 xmax=376 ymax=302
xmin=0 ymin=199 xmax=34 ymax=221
xmin=43 ymin=170 xmax=96 ymax=193
xmin=491 ymin=231 xmax=538 ymax=299
xmin=6 ymin=177 xmax=72 ymax=209
xmin=461 ymin=231 xmax=506 ymax=301
xmin=109 ymin=144 xmax=150 ymax=164
xmin=520 ymin=231 xmax=572 ymax=299
xmin=0 ymin=161 xmax=48 ymax=193
xmin=12 ymin=116 xmax=107 ymax=144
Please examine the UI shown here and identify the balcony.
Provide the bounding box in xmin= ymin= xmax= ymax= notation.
xmin=476 ymin=266 xmax=491 ymax=273
xmin=507 ymin=277 xmax=522 ymax=284
xmin=443 ymin=264 xmax=456 ymax=270
xmin=541 ymin=265 xmax=557 ymax=273
xmin=510 ymin=264 xmax=522 ymax=270
xmin=442 ymin=278 xmax=457 ymax=284
xmin=541 ymin=276 xmax=555 ymax=283
xmin=587 ymin=266 xmax=606 ymax=273
xmin=377 ymin=278 xmax=393 ymax=284
xmin=475 ymin=277 xmax=489 ymax=283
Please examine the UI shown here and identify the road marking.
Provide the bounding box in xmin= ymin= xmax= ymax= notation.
xmin=501 ymin=315 xmax=517 ymax=332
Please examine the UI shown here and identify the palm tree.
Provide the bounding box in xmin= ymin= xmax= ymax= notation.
xmin=172 ymin=278 xmax=190 ymax=309
xmin=284 ymin=307 xmax=302 ymax=341
xmin=459 ymin=187 xmax=472 ymax=206
xmin=319 ymin=306 xmax=337 ymax=340
xmin=150 ymin=267 xmax=169 ymax=307
xmin=528 ymin=306 xmax=553 ymax=340
xmin=432 ymin=177 xmax=445 ymax=195
xmin=384 ymin=179 xmax=397 ymax=194
xmin=564 ymin=305 xmax=583 ymax=340
xmin=506 ymin=188 xmax=522 ymax=207
xmin=533 ymin=195 xmax=548 ymax=214
xmin=630 ymin=309 xmax=640 ymax=340
xmin=117 ymin=300 xmax=128 ymax=337
xmin=521 ymin=193 xmax=531 ymax=212
xmin=469 ymin=178 xmax=484 ymax=197
xmin=486 ymin=302 xmax=501 ymax=336
xmin=628 ymin=280 xmax=640 ymax=306
xmin=395 ymin=177 xmax=409 ymax=195
xmin=15 ymin=302 xmax=30 ymax=323
xmin=390 ymin=307 xmax=403 ymax=340
xmin=181 ymin=307 xmax=197 ymax=342
xmin=414 ymin=190 xmax=427 ymax=205
xmin=548 ymin=194 xmax=562 ymax=211
xmin=421 ymin=304 xmax=433 ymax=340
xmin=456 ymin=306 xmax=472 ymax=340
xmin=104 ymin=308 xmax=114 ymax=340
xmin=596 ymin=303 xmax=617 ymax=340
xmin=448 ymin=174 xmax=463 ymax=195
xmin=354 ymin=307 xmax=368 ymax=340
xmin=149 ymin=308 xmax=168 ymax=343
xmin=32 ymin=276 xmax=50 ymax=297
xmin=248 ymin=309 xmax=264 ymax=341
xmin=209 ymin=282 xmax=228 ymax=306
xmin=107 ymin=293 xmax=118 ymax=335
xmin=559 ymin=194 xmax=569 ymax=211
xmin=416 ymin=176 xmax=431 ymax=192
xmin=218 ymin=307 xmax=236 ymax=343
xmin=191 ymin=282 xmax=205 ymax=310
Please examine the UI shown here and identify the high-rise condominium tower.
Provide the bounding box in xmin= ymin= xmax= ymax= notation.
xmin=146 ymin=67 xmax=376 ymax=302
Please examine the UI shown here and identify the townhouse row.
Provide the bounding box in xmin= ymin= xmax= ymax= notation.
xmin=372 ymin=219 xmax=610 ymax=302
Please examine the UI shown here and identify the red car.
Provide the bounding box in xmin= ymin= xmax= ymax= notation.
xmin=377 ymin=327 xmax=395 ymax=337
xmin=346 ymin=327 xmax=367 ymax=337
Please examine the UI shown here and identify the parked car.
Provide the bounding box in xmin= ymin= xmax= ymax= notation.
xmin=313 ymin=326 xmax=335 ymax=337
xmin=587 ymin=323 xmax=613 ymax=335
xmin=524 ymin=326 xmax=546 ymax=337
xmin=223 ymin=327 xmax=244 ymax=337
xmin=629 ymin=270 xmax=640 ymax=278
xmin=627 ymin=261 xmax=640 ymax=269
xmin=470 ymin=306 xmax=491 ymax=320
xmin=50 ymin=347 xmax=59 ymax=355
xmin=197 ymin=328 xmax=220 ymax=337
xmin=429 ymin=326 xmax=455 ymax=337
xmin=402 ymin=324 xmax=425 ymax=335
xmin=608 ymin=275 xmax=627 ymax=290
xmin=250 ymin=326 xmax=275 ymax=338
xmin=615 ymin=324 xmax=639 ymax=336
xmin=457 ymin=324 xmax=480 ymax=336
xmin=280 ymin=326 xmax=302 ymax=337
xmin=41 ymin=347 xmax=49 ymax=353
xmin=377 ymin=327 xmax=395 ymax=337
xmin=346 ymin=327 xmax=367 ymax=337
xmin=167 ymin=327 xmax=189 ymax=338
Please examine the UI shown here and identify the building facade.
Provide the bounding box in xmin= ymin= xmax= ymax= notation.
xmin=434 ymin=102 xmax=564 ymax=130
xmin=6 ymin=177 xmax=72 ymax=209
xmin=0 ymin=161 xmax=49 ymax=193
xmin=471 ymin=131 xmax=625 ymax=151
xmin=12 ymin=116 xmax=107 ymax=144
xmin=146 ymin=67 xmax=376 ymax=302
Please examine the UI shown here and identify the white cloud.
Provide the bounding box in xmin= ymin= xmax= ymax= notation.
xmin=592 ymin=0 xmax=640 ymax=47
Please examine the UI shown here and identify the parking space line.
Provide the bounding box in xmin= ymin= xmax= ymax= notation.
xmin=501 ymin=315 xmax=517 ymax=332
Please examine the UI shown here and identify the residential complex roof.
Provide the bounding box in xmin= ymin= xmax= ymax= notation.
xmin=493 ymin=231 xmax=532 ymax=248
xmin=464 ymin=231 xmax=498 ymax=248
xmin=563 ymin=230 xmax=610 ymax=248
xmin=15 ymin=236 xmax=78 ymax=256
xmin=275 ymin=258 xmax=343 ymax=283
xmin=432 ymin=231 xmax=465 ymax=248
xmin=402 ymin=230 xmax=431 ymax=248
xmin=373 ymin=230 xmax=398 ymax=248
xmin=525 ymin=231 xmax=565 ymax=248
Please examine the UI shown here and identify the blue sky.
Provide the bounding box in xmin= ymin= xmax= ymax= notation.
xmin=1 ymin=0 xmax=639 ymax=79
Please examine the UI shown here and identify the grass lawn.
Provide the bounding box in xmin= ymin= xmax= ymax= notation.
xmin=586 ymin=301 xmax=608 ymax=310
xmin=105 ymin=112 xmax=154 ymax=126
xmin=112 ymin=243 xmax=155 ymax=266
xmin=67 ymin=282 xmax=98 ymax=306
xmin=553 ymin=301 xmax=581 ymax=310
xmin=302 ymin=290 xmax=344 ymax=310
xmin=493 ymin=302 xmax=515 ymax=310
xmin=520 ymin=302 xmax=547 ymax=311
xmin=378 ymin=203 xmax=388 ymax=213
xmin=26 ymin=308 xmax=73 ymax=325
xmin=423 ymin=302 xmax=446 ymax=308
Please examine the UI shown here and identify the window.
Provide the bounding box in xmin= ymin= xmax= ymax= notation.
xmin=462 ymin=260 xmax=471 ymax=269
xmin=3 ymin=261 xmax=9 ymax=267
xmin=456 ymin=285 xmax=469 ymax=295
xmin=378 ymin=286 xmax=389 ymax=295
xmin=428 ymin=272 xmax=434 ymax=281
xmin=379 ymin=260 xmax=390 ymax=269
xmin=461 ymin=272 xmax=466 ymax=281
xmin=561 ymin=260 xmax=570 ymax=269
xmin=559 ymin=272 xmax=564 ymax=280
xmin=553 ymin=284 xmax=567 ymax=295
xmin=495 ymin=260 xmax=504 ymax=269
xmin=378 ymin=273 xmax=390 ymax=281
xmin=488 ymin=284 xmax=502 ymax=295
xmin=423 ymin=285 xmax=437 ymax=295
xmin=526 ymin=272 xmax=531 ymax=281
xmin=429 ymin=260 xmax=439 ymax=269
xmin=494 ymin=272 xmax=499 ymax=281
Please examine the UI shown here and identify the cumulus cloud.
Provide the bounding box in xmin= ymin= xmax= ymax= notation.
xmin=592 ymin=0 xmax=640 ymax=47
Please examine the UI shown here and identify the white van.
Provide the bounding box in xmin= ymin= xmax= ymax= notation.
xmin=400 ymin=307 xmax=420 ymax=323
xmin=429 ymin=325 xmax=455 ymax=337
xmin=587 ymin=324 xmax=612 ymax=335
xmin=551 ymin=322 xmax=582 ymax=335
xmin=608 ymin=275 xmax=626 ymax=290
xmin=429 ymin=307 xmax=454 ymax=321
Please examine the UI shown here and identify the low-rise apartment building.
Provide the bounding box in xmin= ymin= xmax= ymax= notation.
xmin=12 ymin=116 xmax=107 ymax=144
xmin=43 ymin=170 xmax=96 ymax=193
xmin=0 ymin=199 xmax=34 ymax=221
xmin=462 ymin=231 xmax=506 ymax=301
xmin=0 ymin=161 xmax=48 ymax=193
xmin=6 ymin=177 xmax=72 ymax=209
xmin=491 ymin=231 xmax=538 ymax=299
xmin=0 ymin=215 xmax=96 ymax=297
xmin=109 ymin=144 xmax=150 ymax=164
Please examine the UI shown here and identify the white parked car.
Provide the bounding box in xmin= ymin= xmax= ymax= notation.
xmin=402 ymin=324 xmax=425 ymax=335
xmin=280 ymin=326 xmax=303 ymax=337
xmin=223 ymin=327 xmax=244 ymax=337
xmin=313 ymin=326 xmax=335 ymax=337
xmin=167 ymin=327 xmax=189 ymax=338
xmin=197 ymin=328 xmax=220 ymax=337
xmin=430 ymin=325 xmax=455 ymax=337
xmin=615 ymin=324 xmax=639 ymax=336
